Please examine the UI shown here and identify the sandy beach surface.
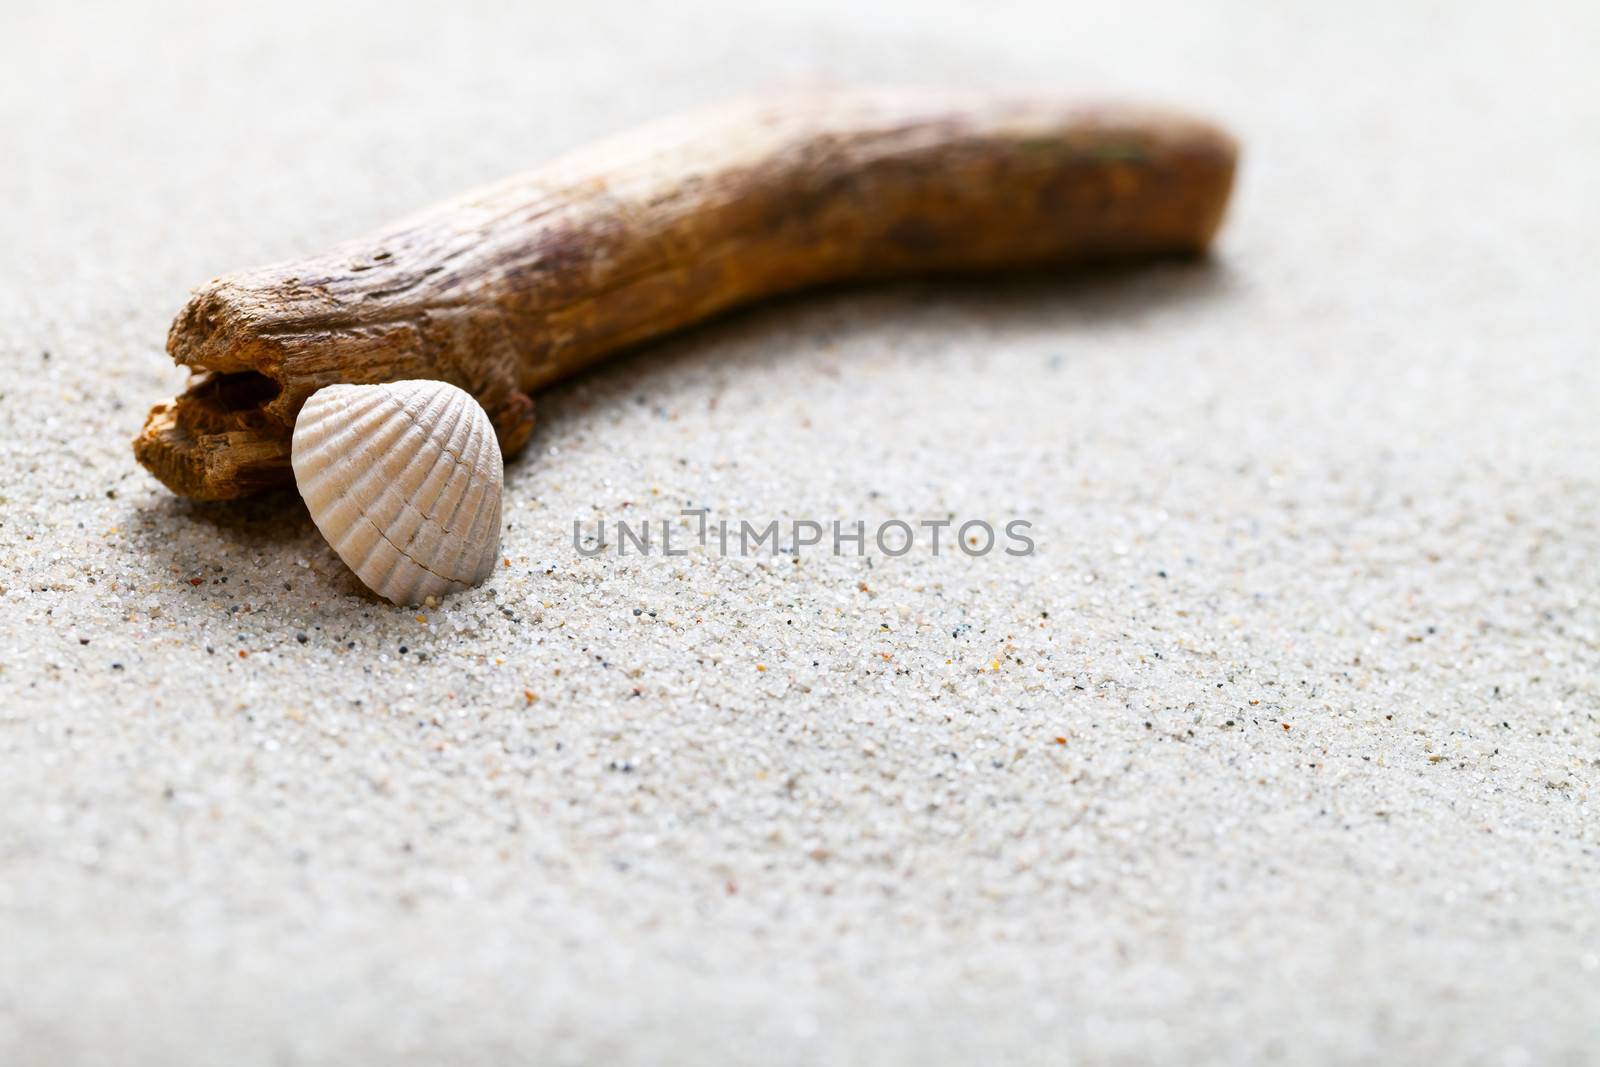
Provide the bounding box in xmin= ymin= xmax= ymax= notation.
xmin=2 ymin=1 xmax=1597 ymax=1063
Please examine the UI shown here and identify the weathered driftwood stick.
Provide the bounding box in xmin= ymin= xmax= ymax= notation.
xmin=134 ymin=89 xmax=1238 ymax=499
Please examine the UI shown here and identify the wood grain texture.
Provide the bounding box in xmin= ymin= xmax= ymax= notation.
xmin=134 ymin=89 xmax=1238 ymax=499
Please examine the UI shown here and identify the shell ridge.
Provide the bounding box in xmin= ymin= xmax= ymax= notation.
xmin=442 ymin=487 xmax=490 ymax=579
xmin=438 ymin=414 xmax=489 ymax=539
xmin=449 ymin=427 xmax=502 ymax=577
xmin=290 ymin=392 xmax=365 ymax=463
xmin=462 ymin=428 xmax=505 ymax=579
xmin=337 ymin=404 xmax=426 ymax=509
xmin=307 ymin=399 xmax=409 ymax=498
xmin=424 ymin=404 xmax=482 ymax=530
xmin=366 ymin=510 xmax=468 ymax=588
xmin=442 ymin=422 xmax=501 ymax=580
xmin=407 ymin=391 xmax=471 ymax=521
xmin=376 ymin=385 xmax=478 ymax=472
xmin=313 ymin=388 xmax=393 ymax=452
xmin=411 ymin=380 xmax=461 ymax=431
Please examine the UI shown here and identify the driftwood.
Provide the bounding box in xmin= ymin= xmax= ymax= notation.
xmin=134 ymin=89 xmax=1238 ymax=499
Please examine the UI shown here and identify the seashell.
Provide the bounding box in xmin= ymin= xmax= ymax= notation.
xmin=291 ymin=380 xmax=503 ymax=605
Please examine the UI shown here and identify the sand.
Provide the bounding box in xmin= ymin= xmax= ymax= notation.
xmin=2 ymin=1 xmax=1597 ymax=1063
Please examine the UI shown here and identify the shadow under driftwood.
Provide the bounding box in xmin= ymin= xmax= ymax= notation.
xmin=515 ymin=253 xmax=1237 ymax=475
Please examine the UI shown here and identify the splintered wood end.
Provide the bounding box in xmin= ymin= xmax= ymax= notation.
xmin=131 ymin=372 xmax=294 ymax=500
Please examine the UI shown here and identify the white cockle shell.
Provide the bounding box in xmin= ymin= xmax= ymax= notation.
xmin=291 ymin=380 xmax=503 ymax=605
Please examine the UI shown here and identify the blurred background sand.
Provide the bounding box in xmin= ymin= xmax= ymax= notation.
xmin=1 ymin=1 xmax=1597 ymax=1062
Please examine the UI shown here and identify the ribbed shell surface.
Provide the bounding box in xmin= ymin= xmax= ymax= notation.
xmin=291 ymin=381 xmax=503 ymax=605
